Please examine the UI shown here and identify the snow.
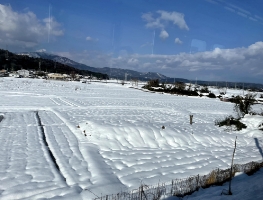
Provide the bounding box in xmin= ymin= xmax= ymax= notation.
xmin=0 ymin=77 xmax=262 ymax=199
xmin=161 ymin=169 xmax=263 ymax=200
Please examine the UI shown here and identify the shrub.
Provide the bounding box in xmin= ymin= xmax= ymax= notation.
xmin=148 ymin=79 xmax=159 ymax=87
xmin=174 ymin=82 xmax=186 ymax=91
xmin=200 ymin=86 xmax=209 ymax=93
xmin=215 ymin=116 xmax=247 ymax=131
xmin=208 ymin=93 xmax=216 ymax=98
xmin=233 ymin=94 xmax=257 ymax=117
xmin=142 ymin=79 xmax=159 ymax=89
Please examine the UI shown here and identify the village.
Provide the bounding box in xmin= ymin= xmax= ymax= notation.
xmin=0 ymin=68 xmax=98 ymax=82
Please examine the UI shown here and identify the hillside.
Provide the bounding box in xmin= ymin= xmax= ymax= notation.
xmin=0 ymin=50 xmax=108 ymax=79
xmin=17 ymin=52 xmax=173 ymax=81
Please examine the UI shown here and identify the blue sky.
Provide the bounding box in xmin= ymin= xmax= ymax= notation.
xmin=1 ymin=0 xmax=263 ymax=83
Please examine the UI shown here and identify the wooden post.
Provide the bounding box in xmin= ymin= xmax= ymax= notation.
xmin=171 ymin=180 xmax=174 ymax=195
xmin=229 ymin=136 xmax=237 ymax=195
xmin=190 ymin=115 xmax=193 ymax=125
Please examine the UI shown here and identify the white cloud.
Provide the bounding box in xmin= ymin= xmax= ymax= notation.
xmin=54 ymin=41 xmax=263 ymax=83
xmin=157 ymin=10 xmax=189 ymax=30
xmin=141 ymin=12 xmax=154 ymax=22
xmin=228 ymin=3 xmax=251 ymax=15
xmin=0 ymin=4 xmax=63 ymax=49
xmin=36 ymin=49 xmax=46 ymax=52
xmin=127 ymin=58 xmax=139 ymax=66
xmin=224 ymin=6 xmax=235 ymax=13
xmin=249 ymin=17 xmax=257 ymax=22
xmin=140 ymin=42 xmax=152 ymax=48
xmin=175 ymin=38 xmax=183 ymax=44
xmin=141 ymin=10 xmax=189 ymax=39
xmin=205 ymin=0 xmax=219 ymax=5
xmin=86 ymin=36 xmax=98 ymax=42
xmin=144 ymin=18 xmax=164 ymax=29
xmin=237 ymin=12 xmax=247 ymax=18
xmin=159 ymin=30 xmax=169 ymax=39
xmin=255 ymin=15 xmax=263 ymax=21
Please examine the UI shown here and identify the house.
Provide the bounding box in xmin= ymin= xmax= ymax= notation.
xmin=0 ymin=69 xmax=8 ymax=77
xmin=17 ymin=69 xmax=29 ymax=77
xmin=47 ymin=73 xmax=67 ymax=80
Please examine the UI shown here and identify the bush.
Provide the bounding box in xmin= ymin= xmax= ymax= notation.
xmin=233 ymin=94 xmax=257 ymax=117
xmin=200 ymin=86 xmax=209 ymax=93
xmin=174 ymin=82 xmax=186 ymax=91
xmin=142 ymin=79 xmax=160 ymax=89
xmin=215 ymin=116 xmax=247 ymax=131
xmin=208 ymin=93 xmax=216 ymax=98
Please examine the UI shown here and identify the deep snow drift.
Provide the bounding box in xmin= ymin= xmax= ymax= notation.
xmin=0 ymin=78 xmax=262 ymax=199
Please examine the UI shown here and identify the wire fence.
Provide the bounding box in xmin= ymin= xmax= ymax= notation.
xmin=92 ymin=160 xmax=263 ymax=200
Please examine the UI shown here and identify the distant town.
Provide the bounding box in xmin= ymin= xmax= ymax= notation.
xmin=0 ymin=69 xmax=98 ymax=82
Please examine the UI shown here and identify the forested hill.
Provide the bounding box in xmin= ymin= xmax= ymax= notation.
xmin=0 ymin=49 xmax=108 ymax=79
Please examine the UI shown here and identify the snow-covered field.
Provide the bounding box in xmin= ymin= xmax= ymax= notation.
xmin=0 ymin=78 xmax=262 ymax=199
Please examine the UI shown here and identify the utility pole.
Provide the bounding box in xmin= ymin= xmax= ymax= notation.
xmin=54 ymin=61 xmax=57 ymax=73
xmin=5 ymin=50 xmax=8 ymax=61
xmin=39 ymin=61 xmax=41 ymax=71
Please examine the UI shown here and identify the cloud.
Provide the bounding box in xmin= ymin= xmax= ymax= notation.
xmin=36 ymin=49 xmax=46 ymax=52
xmin=219 ymin=2 xmax=263 ymax=24
xmin=249 ymin=17 xmax=257 ymax=22
xmin=0 ymin=4 xmax=63 ymax=49
xmin=144 ymin=17 xmax=164 ymax=29
xmin=140 ymin=42 xmax=153 ymax=48
xmin=53 ymin=41 xmax=263 ymax=83
xmin=175 ymin=38 xmax=183 ymax=44
xmin=159 ymin=30 xmax=169 ymax=39
xmin=156 ymin=10 xmax=189 ymax=30
xmin=237 ymin=12 xmax=247 ymax=18
xmin=86 ymin=36 xmax=99 ymax=42
xmin=142 ymin=10 xmax=189 ymax=39
xmin=255 ymin=15 xmax=263 ymax=21
xmin=224 ymin=6 xmax=235 ymax=13
xmin=141 ymin=12 xmax=154 ymax=22
xmin=205 ymin=0 xmax=219 ymax=5
xmin=127 ymin=58 xmax=139 ymax=66
xmin=83 ymin=42 xmax=263 ymax=82
xmin=228 ymin=3 xmax=251 ymax=15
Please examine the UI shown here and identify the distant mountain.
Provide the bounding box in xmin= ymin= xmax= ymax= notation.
xmin=17 ymin=52 xmax=98 ymax=71
xmin=0 ymin=50 xmax=108 ymax=79
xmin=17 ymin=52 xmax=174 ymax=81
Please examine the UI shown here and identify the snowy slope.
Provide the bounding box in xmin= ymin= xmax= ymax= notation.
xmin=161 ymin=169 xmax=263 ymax=200
xmin=0 ymin=78 xmax=262 ymax=199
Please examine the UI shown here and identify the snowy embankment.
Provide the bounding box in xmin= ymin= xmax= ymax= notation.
xmin=161 ymin=169 xmax=263 ymax=200
xmin=0 ymin=78 xmax=262 ymax=199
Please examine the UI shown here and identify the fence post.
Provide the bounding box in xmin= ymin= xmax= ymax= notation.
xmin=190 ymin=115 xmax=193 ymax=125
xmin=228 ymin=136 xmax=237 ymax=195
xmin=171 ymin=180 xmax=174 ymax=195
xmin=196 ymin=174 xmax=199 ymax=190
xmin=140 ymin=185 xmax=142 ymax=200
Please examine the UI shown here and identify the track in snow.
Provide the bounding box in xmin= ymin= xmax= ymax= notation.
xmin=35 ymin=111 xmax=66 ymax=183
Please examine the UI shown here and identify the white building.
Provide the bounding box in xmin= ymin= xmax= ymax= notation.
xmin=17 ymin=69 xmax=29 ymax=77
xmin=47 ymin=73 xmax=68 ymax=80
